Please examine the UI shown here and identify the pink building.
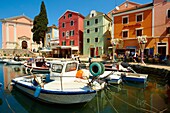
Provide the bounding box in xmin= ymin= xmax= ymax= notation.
xmin=153 ymin=0 xmax=170 ymax=55
xmin=0 ymin=15 xmax=39 ymax=51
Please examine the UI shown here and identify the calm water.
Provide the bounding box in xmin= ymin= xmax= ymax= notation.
xmin=0 ymin=63 xmax=170 ymax=113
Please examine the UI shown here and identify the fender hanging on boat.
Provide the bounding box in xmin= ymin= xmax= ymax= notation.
xmin=34 ymin=86 xmax=41 ymax=98
xmin=89 ymin=62 xmax=105 ymax=77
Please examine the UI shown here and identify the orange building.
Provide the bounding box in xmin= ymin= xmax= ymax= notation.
xmin=108 ymin=1 xmax=153 ymax=56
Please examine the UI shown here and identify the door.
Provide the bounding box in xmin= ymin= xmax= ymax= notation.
xmin=90 ymin=48 xmax=94 ymax=57
xmin=22 ymin=41 xmax=27 ymax=49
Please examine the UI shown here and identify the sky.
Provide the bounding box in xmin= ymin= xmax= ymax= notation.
xmin=0 ymin=0 xmax=152 ymax=48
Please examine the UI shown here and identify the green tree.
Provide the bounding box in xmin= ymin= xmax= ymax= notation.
xmin=31 ymin=1 xmax=48 ymax=46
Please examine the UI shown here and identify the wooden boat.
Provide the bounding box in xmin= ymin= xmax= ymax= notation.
xmin=12 ymin=61 xmax=106 ymax=104
xmin=24 ymin=57 xmax=49 ymax=73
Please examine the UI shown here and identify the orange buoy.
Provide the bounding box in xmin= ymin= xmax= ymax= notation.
xmin=76 ymin=70 xmax=83 ymax=79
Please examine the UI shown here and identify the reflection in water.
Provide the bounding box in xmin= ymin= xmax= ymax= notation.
xmin=0 ymin=63 xmax=169 ymax=113
xmin=0 ymin=98 xmax=2 ymax=105
xmin=11 ymin=87 xmax=89 ymax=113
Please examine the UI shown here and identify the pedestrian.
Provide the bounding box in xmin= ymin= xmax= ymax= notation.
xmin=133 ymin=52 xmax=137 ymax=62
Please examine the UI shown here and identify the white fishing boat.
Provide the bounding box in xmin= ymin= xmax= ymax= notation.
xmin=104 ymin=62 xmax=130 ymax=72
xmin=12 ymin=61 xmax=106 ymax=104
xmin=98 ymin=71 xmax=122 ymax=85
xmin=24 ymin=57 xmax=50 ymax=73
xmin=5 ymin=59 xmax=26 ymax=65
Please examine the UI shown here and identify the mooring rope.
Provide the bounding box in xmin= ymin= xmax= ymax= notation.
xmin=108 ymin=83 xmax=160 ymax=112
xmin=106 ymin=87 xmax=158 ymax=113
xmin=103 ymin=91 xmax=119 ymax=113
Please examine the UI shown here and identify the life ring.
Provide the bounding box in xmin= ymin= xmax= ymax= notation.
xmin=89 ymin=62 xmax=105 ymax=77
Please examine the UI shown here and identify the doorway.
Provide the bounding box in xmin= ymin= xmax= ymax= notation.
xmin=22 ymin=41 xmax=27 ymax=49
xmin=90 ymin=48 xmax=94 ymax=57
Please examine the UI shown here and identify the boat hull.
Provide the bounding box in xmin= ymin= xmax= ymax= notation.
xmin=122 ymin=73 xmax=148 ymax=83
xmin=12 ymin=80 xmax=96 ymax=104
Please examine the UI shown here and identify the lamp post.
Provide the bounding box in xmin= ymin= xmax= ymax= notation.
xmin=137 ymin=36 xmax=147 ymax=64
xmin=111 ymin=38 xmax=119 ymax=63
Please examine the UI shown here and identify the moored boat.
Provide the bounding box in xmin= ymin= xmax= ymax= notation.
xmin=12 ymin=61 xmax=106 ymax=104
xmin=122 ymin=72 xmax=148 ymax=83
xmin=98 ymin=71 xmax=122 ymax=85
xmin=24 ymin=57 xmax=50 ymax=73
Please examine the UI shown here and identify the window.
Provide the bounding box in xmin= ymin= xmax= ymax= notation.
xmin=66 ymin=31 xmax=69 ymax=37
xmin=165 ymin=0 xmax=170 ymax=2
xmin=87 ymin=21 xmax=90 ymax=26
xmin=167 ymin=9 xmax=170 ymax=18
xmin=70 ymin=21 xmax=74 ymax=26
xmin=95 ymin=37 xmax=98 ymax=42
xmin=122 ymin=30 xmax=128 ymax=38
xmin=136 ymin=29 xmax=143 ymax=36
xmin=95 ymin=28 xmax=98 ymax=32
xmin=68 ymin=13 xmax=72 ymax=18
xmin=136 ymin=13 xmax=143 ymax=22
xmin=63 ymin=15 xmax=66 ymax=19
xmin=87 ymin=38 xmax=90 ymax=43
xmin=62 ymin=41 xmax=66 ymax=46
xmin=87 ymin=29 xmax=90 ymax=33
xmin=95 ymin=19 xmax=98 ymax=24
xmin=70 ymin=40 xmax=74 ymax=46
xmin=62 ymin=23 xmax=65 ymax=28
xmin=62 ymin=32 xmax=65 ymax=37
xmin=167 ymin=27 xmax=170 ymax=34
xmin=69 ymin=30 xmax=74 ymax=36
xmin=92 ymin=13 xmax=94 ymax=17
xmin=122 ymin=16 xmax=128 ymax=24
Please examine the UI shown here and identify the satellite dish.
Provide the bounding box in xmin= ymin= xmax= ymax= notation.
xmin=115 ymin=6 xmax=119 ymax=10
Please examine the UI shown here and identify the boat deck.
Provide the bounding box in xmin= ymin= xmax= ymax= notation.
xmin=44 ymin=79 xmax=90 ymax=91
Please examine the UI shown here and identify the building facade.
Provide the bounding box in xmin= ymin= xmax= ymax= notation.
xmin=153 ymin=0 xmax=170 ymax=56
xmin=58 ymin=10 xmax=84 ymax=58
xmin=45 ymin=25 xmax=59 ymax=48
xmin=109 ymin=1 xmax=153 ymax=56
xmin=0 ymin=15 xmax=39 ymax=51
xmin=83 ymin=10 xmax=112 ymax=57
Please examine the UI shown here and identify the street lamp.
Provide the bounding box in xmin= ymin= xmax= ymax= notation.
xmin=137 ymin=35 xmax=147 ymax=64
xmin=111 ymin=38 xmax=119 ymax=63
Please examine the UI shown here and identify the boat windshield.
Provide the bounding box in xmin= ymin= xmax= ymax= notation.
xmin=51 ymin=64 xmax=63 ymax=73
xmin=65 ymin=62 xmax=77 ymax=72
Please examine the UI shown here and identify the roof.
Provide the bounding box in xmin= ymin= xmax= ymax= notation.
xmin=58 ymin=10 xmax=85 ymax=20
xmin=0 ymin=15 xmax=33 ymax=22
xmin=112 ymin=3 xmax=153 ymax=15
xmin=108 ymin=1 xmax=141 ymax=15
xmin=85 ymin=10 xmax=112 ymax=22
xmin=48 ymin=24 xmax=58 ymax=29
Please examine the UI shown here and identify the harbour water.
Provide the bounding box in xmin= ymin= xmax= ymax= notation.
xmin=0 ymin=63 xmax=169 ymax=113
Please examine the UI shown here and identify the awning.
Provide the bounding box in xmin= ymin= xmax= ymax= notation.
xmin=61 ymin=46 xmax=71 ymax=49
xmin=40 ymin=49 xmax=52 ymax=52
xmin=71 ymin=46 xmax=78 ymax=50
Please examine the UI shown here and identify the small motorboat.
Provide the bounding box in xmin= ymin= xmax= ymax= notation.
xmin=104 ymin=62 xmax=130 ymax=72
xmin=122 ymin=72 xmax=148 ymax=83
xmin=5 ymin=59 xmax=26 ymax=65
xmin=24 ymin=57 xmax=50 ymax=73
xmin=98 ymin=71 xmax=122 ymax=85
xmin=12 ymin=61 xmax=106 ymax=104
